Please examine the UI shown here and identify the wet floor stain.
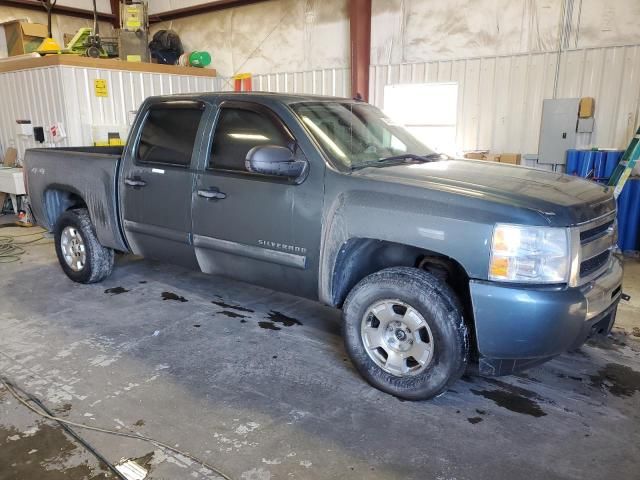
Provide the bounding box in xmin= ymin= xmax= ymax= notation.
xmin=212 ymin=300 xmax=254 ymax=313
xmin=470 ymin=379 xmax=547 ymax=417
xmin=471 ymin=388 xmax=547 ymax=417
xmin=104 ymin=286 xmax=129 ymax=295
xmin=217 ymin=310 xmax=248 ymax=319
xmin=588 ymin=363 xmax=640 ymax=397
xmin=0 ymin=422 xmax=109 ymax=479
xmin=258 ymin=321 xmax=281 ymax=331
xmin=55 ymin=403 xmax=72 ymax=414
xmin=588 ymin=336 xmax=627 ymax=350
xmin=162 ymin=291 xmax=188 ymax=302
xmin=267 ymin=310 xmax=302 ymax=327
xmin=467 ymin=417 xmax=483 ymax=424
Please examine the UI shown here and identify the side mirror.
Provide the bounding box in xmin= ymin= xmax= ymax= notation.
xmin=245 ymin=145 xmax=307 ymax=180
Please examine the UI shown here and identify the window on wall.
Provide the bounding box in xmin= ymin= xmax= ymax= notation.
xmin=383 ymin=83 xmax=458 ymax=155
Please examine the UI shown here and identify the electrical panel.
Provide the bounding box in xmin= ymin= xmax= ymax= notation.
xmin=537 ymin=98 xmax=596 ymax=165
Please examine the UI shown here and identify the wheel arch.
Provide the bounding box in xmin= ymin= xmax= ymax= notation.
xmin=43 ymin=186 xmax=88 ymax=228
xmin=329 ymin=237 xmax=470 ymax=307
xmin=328 ymin=237 xmax=477 ymax=359
xmin=41 ymin=184 xmax=128 ymax=252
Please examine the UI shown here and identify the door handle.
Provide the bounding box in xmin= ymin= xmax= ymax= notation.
xmin=124 ymin=178 xmax=147 ymax=187
xmin=197 ymin=187 xmax=226 ymax=200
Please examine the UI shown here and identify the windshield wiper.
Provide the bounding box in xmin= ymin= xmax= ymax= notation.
xmin=378 ymin=153 xmax=446 ymax=163
xmin=353 ymin=153 xmax=447 ymax=170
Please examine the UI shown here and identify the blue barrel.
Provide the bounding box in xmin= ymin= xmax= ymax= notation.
xmin=605 ymin=150 xmax=623 ymax=179
xmin=617 ymin=178 xmax=640 ymax=252
xmin=593 ymin=151 xmax=607 ymax=179
xmin=578 ymin=150 xmax=596 ymax=178
xmin=566 ymin=149 xmax=580 ymax=175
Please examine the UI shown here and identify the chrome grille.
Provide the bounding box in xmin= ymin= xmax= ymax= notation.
xmin=573 ymin=212 xmax=617 ymax=285
xmin=579 ymin=250 xmax=610 ymax=277
xmin=580 ymin=219 xmax=615 ymax=243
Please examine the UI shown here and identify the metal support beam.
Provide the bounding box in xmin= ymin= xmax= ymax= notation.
xmin=109 ymin=0 xmax=120 ymax=29
xmin=148 ymin=0 xmax=268 ymax=23
xmin=0 ymin=0 xmax=115 ymax=23
xmin=349 ymin=0 xmax=371 ymax=101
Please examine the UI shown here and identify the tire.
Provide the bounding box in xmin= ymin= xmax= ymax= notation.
xmin=54 ymin=208 xmax=114 ymax=284
xmin=342 ymin=267 xmax=468 ymax=400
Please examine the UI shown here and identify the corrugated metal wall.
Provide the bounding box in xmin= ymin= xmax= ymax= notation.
xmin=59 ymin=66 xmax=222 ymax=146
xmin=0 ymin=64 xmax=350 ymax=163
xmin=252 ymin=68 xmax=351 ymax=97
xmin=0 ymin=67 xmax=67 ymax=159
xmin=370 ymin=44 xmax=640 ymax=155
xmin=0 ymin=65 xmax=223 ymax=161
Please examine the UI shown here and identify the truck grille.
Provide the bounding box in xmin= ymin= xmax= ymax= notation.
xmin=580 ymin=250 xmax=610 ymax=277
xmin=580 ymin=219 xmax=614 ymax=243
xmin=577 ymin=212 xmax=616 ymax=283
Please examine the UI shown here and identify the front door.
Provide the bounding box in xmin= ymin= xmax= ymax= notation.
xmin=192 ymin=101 xmax=324 ymax=299
xmin=120 ymin=100 xmax=207 ymax=268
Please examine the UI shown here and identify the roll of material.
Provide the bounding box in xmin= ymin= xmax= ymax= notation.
xmin=566 ymin=149 xmax=580 ymax=175
xmin=578 ymin=150 xmax=596 ymax=178
xmin=605 ymin=150 xmax=623 ymax=179
xmin=593 ymin=151 xmax=607 ymax=179
xmin=617 ymin=178 xmax=640 ymax=252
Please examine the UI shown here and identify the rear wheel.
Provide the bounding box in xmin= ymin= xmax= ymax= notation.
xmin=342 ymin=267 xmax=468 ymax=400
xmin=54 ymin=209 xmax=114 ymax=283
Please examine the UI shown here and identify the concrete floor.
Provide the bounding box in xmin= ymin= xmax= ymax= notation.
xmin=1 ymin=223 xmax=639 ymax=480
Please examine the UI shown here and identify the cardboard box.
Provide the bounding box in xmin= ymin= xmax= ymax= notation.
xmin=2 ymin=147 xmax=17 ymax=167
xmin=499 ymin=153 xmax=521 ymax=165
xmin=579 ymin=97 xmax=595 ymax=118
xmin=485 ymin=153 xmax=501 ymax=163
xmin=1 ymin=21 xmax=48 ymax=56
xmin=463 ymin=152 xmax=487 ymax=160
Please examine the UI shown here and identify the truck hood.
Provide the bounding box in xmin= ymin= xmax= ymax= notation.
xmin=353 ymin=159 xmax=615 ymax=226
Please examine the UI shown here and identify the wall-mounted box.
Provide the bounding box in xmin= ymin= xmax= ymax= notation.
xmin=1 ymin=21 xmax=48 ymax=57
xmin=16 ymin=121 xmax=33 ymax=136
xmin=579 ymin=97 xmax=595 ymax=118
xmin=538 ymin=98 xmax=589 ymax=165
xmin=577 ymin=117 xmax=595 ymax=133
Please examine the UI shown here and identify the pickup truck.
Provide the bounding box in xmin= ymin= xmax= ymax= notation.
xmin=24 ymin=93 xmax=623 ymax=400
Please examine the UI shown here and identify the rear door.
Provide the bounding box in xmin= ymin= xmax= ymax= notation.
xmin=120 ymin=100 xmax=208 ymax=268
xmin=191 ymin=100 xmax=325 ymax=299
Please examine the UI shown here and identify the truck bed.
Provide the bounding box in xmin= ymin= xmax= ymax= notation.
xmin=24 ymin=146 xmax=129 ymax=252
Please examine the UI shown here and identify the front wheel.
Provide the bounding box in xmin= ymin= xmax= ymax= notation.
xmin=54 ymin=208 xmax=114 ymax=284
xmin=342 ymin=267 xmax=468 ymax=400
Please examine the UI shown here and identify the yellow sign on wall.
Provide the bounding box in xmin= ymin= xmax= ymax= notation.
xmin=94 ymin=79 xmax=108 ymax=97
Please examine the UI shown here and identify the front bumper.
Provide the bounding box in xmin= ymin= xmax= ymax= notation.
xmin=470 ymin=255 xmax=623 ymax=376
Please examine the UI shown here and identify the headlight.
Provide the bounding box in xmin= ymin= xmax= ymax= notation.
xmin=489 ymin=224 xmax=569 ymax=283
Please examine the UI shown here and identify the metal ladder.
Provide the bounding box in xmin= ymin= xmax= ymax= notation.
xmin=608 ymin=125 xmax=640 ymax=198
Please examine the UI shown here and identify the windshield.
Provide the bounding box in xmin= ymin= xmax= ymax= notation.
xmin=291 ymin=101 xmax=437 ymax=170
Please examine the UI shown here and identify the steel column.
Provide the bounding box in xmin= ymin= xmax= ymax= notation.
xmin=349 ymin=0 xmax=371 ymax=101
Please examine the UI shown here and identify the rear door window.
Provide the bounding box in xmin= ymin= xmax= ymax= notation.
xmin=137 ymin=104 xmax=204 ymax=167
